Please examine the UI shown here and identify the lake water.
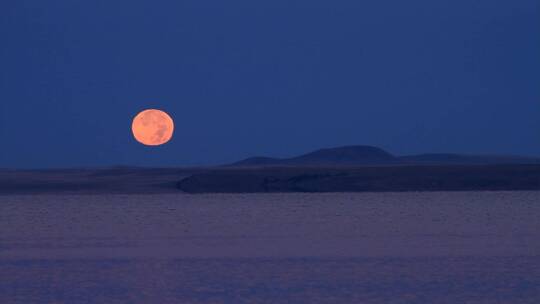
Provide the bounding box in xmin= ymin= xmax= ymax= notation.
xmin=1 ymin=191 xmax=539 ymax=303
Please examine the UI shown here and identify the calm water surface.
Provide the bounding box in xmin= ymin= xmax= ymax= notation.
xmin=1 ymin=191 xmax=539 ymax=303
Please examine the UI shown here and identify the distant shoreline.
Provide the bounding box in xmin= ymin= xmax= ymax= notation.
xmin=179 ymin=164 xmax=540 ymax=193
xmin=1 ymin=164 xmax=539 ymax=194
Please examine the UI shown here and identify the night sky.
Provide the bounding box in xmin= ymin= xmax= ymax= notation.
xmin=1 ymin=0 xmax=539 ymax=168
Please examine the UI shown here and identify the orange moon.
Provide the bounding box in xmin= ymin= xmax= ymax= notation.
xmin=131 ymin=109 xmax=174 ymax=146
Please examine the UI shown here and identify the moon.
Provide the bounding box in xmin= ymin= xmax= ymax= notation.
xmin=132 ymin=109 xmax=174 ymax=146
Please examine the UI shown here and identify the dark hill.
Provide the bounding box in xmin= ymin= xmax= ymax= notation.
xmin=233 ymin=145 xmax=398 ymax=166
xmin=232 ymin=146 xmax=540 ymax=167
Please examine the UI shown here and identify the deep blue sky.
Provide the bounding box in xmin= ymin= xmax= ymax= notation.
xmin=1 ymin=0 xmax=539 ymax=168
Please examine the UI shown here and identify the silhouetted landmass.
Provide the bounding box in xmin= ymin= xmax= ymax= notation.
xmin=0 ymin=167 xmax=200 ymax=194
xmin=1 ymin=145 xmax=540 ymax=194
xmin=400 ymin=153 xmax=540 ymax=165
xmin=233 ymin=146 xmax=398 ymax=166
xmin=178 ymin=165 xmax=540 ymax=193
xmin=232 ymin=145 xmax=540 ymax=166
xmin=1 ymin=164 xmax=539 ymax=194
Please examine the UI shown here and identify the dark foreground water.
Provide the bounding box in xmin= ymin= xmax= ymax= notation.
xmin=1 ymin=192 xmax=539 ymax=303
xmin=2 ymin=257 xmax=540 ymax=303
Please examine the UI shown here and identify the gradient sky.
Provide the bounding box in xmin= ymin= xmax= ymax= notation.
xmin=1 ymin=0 xmax=539 ymax=168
